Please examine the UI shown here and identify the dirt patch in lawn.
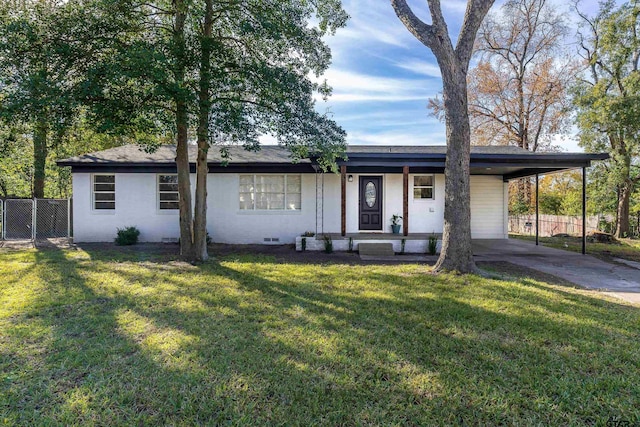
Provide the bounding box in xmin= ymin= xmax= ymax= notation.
xmin=478 ymin=261 xmax=579 ymax=288
xmin=70 ymin=242 xmax=434 ymax=265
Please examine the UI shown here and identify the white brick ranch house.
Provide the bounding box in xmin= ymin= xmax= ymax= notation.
xmin=57 ymin=144 xmax=606 ymax=252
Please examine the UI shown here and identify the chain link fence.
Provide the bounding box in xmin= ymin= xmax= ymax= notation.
xmin=1 ymin=198 xmax=70 ymax=241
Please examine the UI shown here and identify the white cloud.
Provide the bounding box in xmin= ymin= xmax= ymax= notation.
xmin=347 ymin=129 xmax=446 ymax=146
xmin=320 ymin=68 xmax=441 ymax=103
xmin=393 ymin=58 xmax=442 ymax=78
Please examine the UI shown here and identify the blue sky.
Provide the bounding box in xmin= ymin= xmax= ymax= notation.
xmin=318 ymin=0 xmax=603 ymax=152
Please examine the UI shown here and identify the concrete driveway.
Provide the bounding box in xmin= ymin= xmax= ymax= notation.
xmin=473 ymin=239 xmax=640 ymax=304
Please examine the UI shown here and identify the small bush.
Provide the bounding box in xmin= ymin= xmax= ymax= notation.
xmin=401 ymin=238 xmax=406 ymax=255
xmin=302 ymin=231 xmax=315 ymax=237
xmin=301 ymin=237 xmax=307 ymax=251
xmin=323 ymin=235 xmax=333 ymax=254
xmin=115 ymin=226 xmax=140 ymax=246
xmin=428 ymin=234 xmax=438 ymax=255
xmin=348 ymin=237 xmax=353 ymax=252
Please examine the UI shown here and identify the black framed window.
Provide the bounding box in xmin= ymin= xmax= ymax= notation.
xmin=413 ymin=175 xmax=434 ymax=199
xmin=93 ymin=174 xmax=115 ymax=210
xmin=158 ymin=175 xmax=179 ymax=210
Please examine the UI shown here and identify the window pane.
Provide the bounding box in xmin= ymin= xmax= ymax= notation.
xmin=94 ymin=175 xmax=115 ymax=183
xmin=414 ymin=175 xmax=433 ymax=186
xmin=256 ymin=175 xmax=284 ymax=193
xmin=239 ymin=175 xmax=254 ymax=193
xmin=160 ymin=193 xmax=179 ymax=201
xmin=239 ymin=192 xmax=253 ymax=210
xmin=160 ymin=202 xmax=180 ymax=210
xmin=95 ymin=192 xmax=115 ymax=201
xmin=95 ymin=202 xmax=115 ymax=210
xmin=94 ymin=183 xmax=115 ymax=192
xmin=286 ymin=175 xmax=301 ymax=193
xmin=414 ymin=188 xmax=433 ymax=199
xmin=159 ymin=183 xmax=179 ymax=192
xmin=159 ymin=175 xmax=178 ymax=184
xmin=256 ymin=193 xmax=284 ymax=210
xmin=287 ymin=193 xmax=301 ymax=210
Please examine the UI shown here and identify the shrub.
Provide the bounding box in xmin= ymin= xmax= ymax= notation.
xmin=323 ymin=235 xmax=333 ymax=254
xmin=401 ymin=238 xmax=406 ymax=255
xmin=115 ymin=226 xmax=140 ymax=246
xmin=348 ymin=237 xmax=353 ymax=252
xmin=428 ymin=234 xmax=438 ymax=255
xmin=302 ymin=231 xmax=315 ymax=237
xmin=301 ymin=237 xmax=307 ymax=251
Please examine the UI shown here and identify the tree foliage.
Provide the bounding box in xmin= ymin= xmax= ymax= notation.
xmin=79 ymin=0 xmax=348 ymax=260
xmin=574 ymin=0 xmax=640 ymax=237
xmin=467 ymin=0 xmax=574 ymax=151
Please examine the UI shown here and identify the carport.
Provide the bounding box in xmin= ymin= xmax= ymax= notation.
xmin=491 ymin=151 xmax=609 ymax=254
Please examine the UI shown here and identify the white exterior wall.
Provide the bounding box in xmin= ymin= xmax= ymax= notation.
xmin=470 ymin=175 xmax=508 ymax=239
xmin=207 ymin=173 xmax=317 ymax=244
xmin=409 ymin=174 xmax=445 ymax=234
xmin=72 ymin=171 xmax=507 ymax=243
xmin=72 ymin=173 xmax=188 ymax=243
xmin=321 ymin=173 xmax=341 ymax=233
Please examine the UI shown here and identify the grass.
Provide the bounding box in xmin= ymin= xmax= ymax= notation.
xmin=1 ymin=247 xmax=639 ymax=425
xmin=510 ymin=233 xmax=640 ymax=263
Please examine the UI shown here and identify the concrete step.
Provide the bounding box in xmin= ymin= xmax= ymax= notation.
xmin=358 ymin=243 xmax=395 ymax=256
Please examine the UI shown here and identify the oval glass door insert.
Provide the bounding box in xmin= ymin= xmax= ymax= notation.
xmin=365 ymin=181 xmax=376 ymax=207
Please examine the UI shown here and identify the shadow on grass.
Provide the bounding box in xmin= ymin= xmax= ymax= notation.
xmin=1 ymin=246 xmax=639 ymax=425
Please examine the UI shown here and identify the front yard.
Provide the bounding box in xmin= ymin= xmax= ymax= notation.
xmin=1 ymin=247 xmax=639 ymax=425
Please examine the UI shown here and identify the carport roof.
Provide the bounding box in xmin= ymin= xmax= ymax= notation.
xmin=57 ymin=144 xmax=608 ymax=178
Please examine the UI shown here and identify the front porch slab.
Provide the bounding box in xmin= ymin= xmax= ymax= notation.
xmin=296 ymin=234 xmax=442 ymax=254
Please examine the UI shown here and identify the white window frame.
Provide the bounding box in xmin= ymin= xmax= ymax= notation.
xmin=157 ymin=174 xmax=180 ymax=211
xmin=92 ymin=174 xmax=116 ymax=211
xmin=239 ymin=174 xmax=302 ymax=211
xmin=413 ymin=174 xmax=435 ymax=201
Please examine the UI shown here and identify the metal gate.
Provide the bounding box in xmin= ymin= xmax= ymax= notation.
xmin=1 ymin=198 xmax=70 ymax=241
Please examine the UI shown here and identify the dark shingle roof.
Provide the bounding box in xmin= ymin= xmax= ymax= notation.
xmin=59 ymin=143 xmax=599 ymax=166
xmin=346 ymin=145 xmax=533 ymax=155
xmin=58 ymin=145 xmax=608 ymax=168
xmin=58 ymin=144 xmax=308 ymax=165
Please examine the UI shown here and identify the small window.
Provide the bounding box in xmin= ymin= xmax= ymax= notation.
xmin=93 ymin=174 xmax=115 ymax=210
xmin=239 ymin=175 xmax=301 ymax=211
xmin=158 ymin=175 xmax=179 ymax=210
xmin=413 ymin=175 xmax=434 ymax=200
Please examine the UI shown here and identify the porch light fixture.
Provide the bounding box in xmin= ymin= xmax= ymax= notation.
xmin=348 ymin=175 xmax=353 ymax=182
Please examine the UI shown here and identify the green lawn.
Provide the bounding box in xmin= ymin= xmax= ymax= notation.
xmin=510 ymin=233 xmax=640 ymax=263
xmin=1 ymin=248 xmax=639 ymax=425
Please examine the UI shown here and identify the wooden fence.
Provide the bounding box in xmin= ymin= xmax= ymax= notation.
xmin=508 ymin=214 xmax=603 ymax=237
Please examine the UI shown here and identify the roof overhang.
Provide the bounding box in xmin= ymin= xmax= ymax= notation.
xmin=58 ymin=150 xmax=609 ymax=178
xmin=332 ymin=152 xmax=609 ymax=181
xmin=56 ymin=162 xmax=316 ymax=174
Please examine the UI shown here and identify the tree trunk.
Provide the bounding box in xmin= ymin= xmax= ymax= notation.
xmin=517 ymin=178 xmax=532 ymax=210
xmin=615 ymin=181 xmax=631 ymax=238
xmin=192 ymin=0 xmax=214 ymax=262
xmin=173 ymin=0 xmax=193 ymax=258
xmin=33 ymin=118 xmax=48 ymax=198
xmin=434 ymin=62 xmax=477 ymax=273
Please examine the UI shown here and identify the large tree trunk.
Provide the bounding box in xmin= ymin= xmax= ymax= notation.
xmin=33 ymin=118 xmax=48 ymax=198
xmin=615 ymin=181 xmax=632 ymax=238
xmin=175 ymin=100 xmax=193 ymax=257
xmin=192 ymin=0 xmax=213 ymax=262
xmin=434 ymin=62 xmax=477 ymax=273
xmin=173 ymin=0 xmax=194 ymax=258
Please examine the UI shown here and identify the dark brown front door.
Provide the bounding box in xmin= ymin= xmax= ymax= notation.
xmin=359 ymin=176 xmax=382 ymax=230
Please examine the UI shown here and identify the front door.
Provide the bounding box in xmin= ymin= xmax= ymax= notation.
xmin=359 ymin=176 xmax=383 ymax=230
